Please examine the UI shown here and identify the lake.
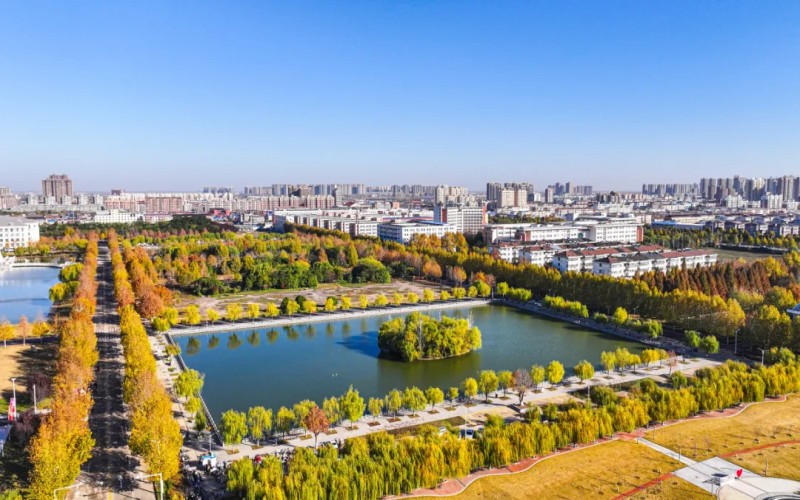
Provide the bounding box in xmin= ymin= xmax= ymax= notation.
xmin=0 ymin=267 xmax=60 ymax=323
xmin=175 ymin=305 xmax=644 ymax=418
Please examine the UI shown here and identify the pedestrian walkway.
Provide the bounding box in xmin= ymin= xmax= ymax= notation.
xmin=78 ymin=243 xmax=144 ymax=499
xmin=638 ymin=436 xmax=800 ymax=499
xmin=637 ymin=437 xmax=697 ymax=466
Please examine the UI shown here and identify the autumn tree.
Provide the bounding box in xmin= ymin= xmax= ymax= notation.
xmin=425 ymin=387 xmax=444 ymax=409
xmin=303 ymin=405 xmax=330 ymax=449
xmin=368 ymin=397 xmax=384 ymax=420
xmin=340 ymin=385 xmax=366 ymax=429
xmin=546 ymin=360 xmax=565 ymax=386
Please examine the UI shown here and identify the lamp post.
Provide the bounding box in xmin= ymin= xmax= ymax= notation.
xmin=758 ymin=348 xmax=766 ymax=366
xmin=137 ymin=473 xmax=164 ymax=500
xmin=53 ymin=482 xmax=83 ymax=500
xmin=10 ymin=378 xmax=17 ymax=420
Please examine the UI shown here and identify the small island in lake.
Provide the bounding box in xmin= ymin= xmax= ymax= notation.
xmin=377 ymin=312 xmax=482 ymax=361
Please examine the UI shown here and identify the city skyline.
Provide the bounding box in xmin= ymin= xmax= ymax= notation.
xmin=2 ymin=2 xmax=799 ymax=191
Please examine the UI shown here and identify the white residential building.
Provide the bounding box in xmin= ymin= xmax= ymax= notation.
xmin=377 ymin=222 xmax=457 ymax=244
xmin=584 ymin=222 xmax=641 ymax=244
xmin=433 ymin=205 xmax=486 ymax=234
xmin=593 ymin=250 xmax=718 ymax=279
xmin=0 ymin=216 xmax=40 ymax=249
xmin=91 ymin=210 xmax=140 ymax=224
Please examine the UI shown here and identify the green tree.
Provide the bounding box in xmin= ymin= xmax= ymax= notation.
xmin=425 ymin=386 xmax=444 ymax=409
xmin=700 ymin=335 xmax=720 ymax=354
xmin=478 ymin=370 xmax=499 ymax=401
xmin=573 ymin=360 xmax=594 ymax=383
xmin=600 ymin=351 xmax=617 ymax=373
xmin=175 ymin=369 xmax=204 ymax=399
xmin=275 ymin=406 xmax=295 ymax=436
xmin=368 ymin=397 xmax=384 ymax=420
xmin=448 ymin=386 xmax=460 ymax=405
xmin=221 ymin=410 xmax=248 ymax=445
xmin=385 ymin=389 xmax=402 ymax=417
xmin=402 ymin=386 xmax=427 ymax=416
xmin=247 ymin=406 xmax=272 ymax=444
xmin=685 ymin=330 xmax=701 ymax=348
xmin=340 ymin=385 xmax=366 ymax=429
xmin=497 ymin=282 xmax=509 ymax=297
xmin=322 ymin=397 xmax=341 ymax=425
xmin=293 ymin=400 xmax=316 ymax=437
xmin=497 ymin=370 xmax=514 ymax=396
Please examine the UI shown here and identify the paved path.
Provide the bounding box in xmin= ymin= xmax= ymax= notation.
xmin=78 ymin=243 xmax=148 ymax=498
xmin=637 ymin=437 xmax=697 ymax=466
xmin=637 ymin=424 xmax=800 ymax=499
xmin=168 ymin=298 xmax=490 ymax=337
xmin=165 ymin=350 xmax=718 ymax=466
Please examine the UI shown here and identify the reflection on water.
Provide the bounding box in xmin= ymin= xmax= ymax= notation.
xmin=176 ymin=305 xmax=644 ymax=417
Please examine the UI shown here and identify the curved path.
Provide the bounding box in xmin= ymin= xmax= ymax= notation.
xmin=396 ymin=395 xmax=795 ymax=499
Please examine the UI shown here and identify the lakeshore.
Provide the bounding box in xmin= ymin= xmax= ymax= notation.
xmin=165 ymin=298 xmax=491 ymax=336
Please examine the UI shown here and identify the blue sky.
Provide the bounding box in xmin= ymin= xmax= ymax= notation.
xmin=1 ymin=1 xmax=799 ymax=192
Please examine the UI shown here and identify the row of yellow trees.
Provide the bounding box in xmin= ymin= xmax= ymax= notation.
xmin=108 ymin=232 xmax=183 ymax=488
xmin=27 ymin=237 xmax=99 ymax=499
xmin=226 ymin=358 xmax=800 ymax=498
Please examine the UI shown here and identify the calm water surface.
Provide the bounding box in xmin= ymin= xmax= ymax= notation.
xmin=0 ymin=267 xmax=59 ymax=323
xmin=176 ymin=305 xmax=644 ymax=418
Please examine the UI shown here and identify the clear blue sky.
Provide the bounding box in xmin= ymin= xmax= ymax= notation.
xmin=1 ymin=1 xmax=799 ymax=192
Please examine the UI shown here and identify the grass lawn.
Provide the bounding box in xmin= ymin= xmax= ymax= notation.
xmin=643 ymin=395 xmax=800 ymax=461
xmin=452 ymin=440 xmax=691 ymax=499
xmin=0 ymin=343 xmax=57 ymax=413
xmin=728 ymin=443 xmax=800 ymax=481
xmin=626 ymin=476 xmax=712 ymax=500
xmin=714 ymin=248 xmax=776 ymax=263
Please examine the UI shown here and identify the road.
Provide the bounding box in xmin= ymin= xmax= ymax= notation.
xmin=79 ymin=242 xmax=141 ymax=496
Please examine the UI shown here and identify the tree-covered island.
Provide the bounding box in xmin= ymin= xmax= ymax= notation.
xmin=377 ymin=312 xmax=482 ymax=361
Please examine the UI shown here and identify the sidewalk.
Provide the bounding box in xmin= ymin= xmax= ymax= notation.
xmin=154 ymin=343 xmax=718 ymax=466
xmin=166 ymin=298 xmax=490 ymax=337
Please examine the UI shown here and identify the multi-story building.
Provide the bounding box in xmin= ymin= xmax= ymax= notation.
xmin=593 ymin=250 xmax=717 ymax=279
xmin=377 ymin=221 xmax=456 ymax=244
xmin=585 ymin=222 xmax=642 ymax=244
xmin=41 ymin=174 xmax=73 ymax=203
xmin=434 ymin=185 xmax=472 ymax=206
xmin=145 ymin=196 xmax=184 ymax=214
xmin=91 ymin=210 xmax=140 ymax=224
xmin=0 ymin=216 xmax=40 ymax=249
xmin=433 ymin=205 xmax=486 ymax=234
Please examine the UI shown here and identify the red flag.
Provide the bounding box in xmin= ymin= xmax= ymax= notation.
xmin=736 ymin=469 xmax=743 ymax=478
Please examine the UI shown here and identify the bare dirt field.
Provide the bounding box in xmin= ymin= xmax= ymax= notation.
xmin=0 ymin=342 xmax=56 ymax=413
xmin=174 ymin=279 xmax=442 ymax=310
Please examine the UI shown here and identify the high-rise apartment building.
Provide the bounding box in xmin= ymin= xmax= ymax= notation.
xmin=41 ymin=174 xmax=73 ymax=202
